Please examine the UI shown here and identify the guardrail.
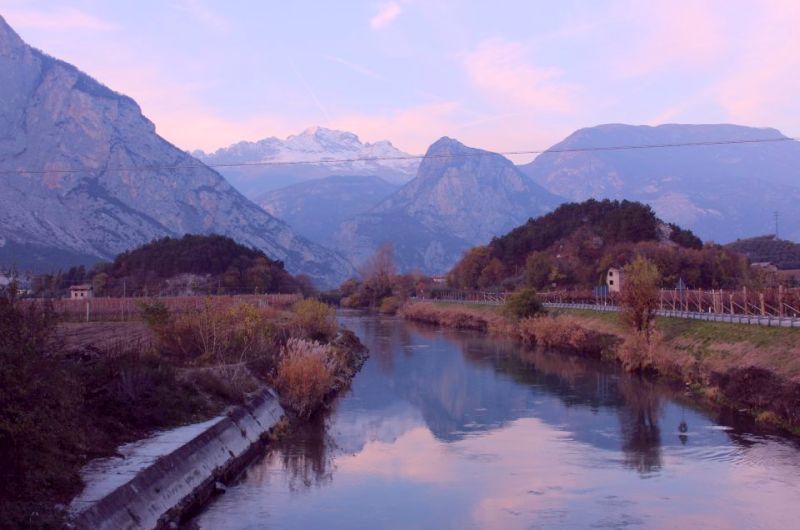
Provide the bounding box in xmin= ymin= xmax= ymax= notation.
xmin=422 ymin=294 xmax=800 ymax=328
xmin=542 ymin=302 xmax=800 ymax=328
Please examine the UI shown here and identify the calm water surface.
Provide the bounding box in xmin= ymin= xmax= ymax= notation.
xmin=195 ymin=313 xmax=800 ymax=529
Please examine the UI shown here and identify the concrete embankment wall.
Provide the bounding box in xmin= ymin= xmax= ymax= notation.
xmin=72 ymin=389 xmax=284 ymax=530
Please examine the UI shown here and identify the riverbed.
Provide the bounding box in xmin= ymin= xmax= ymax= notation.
xmin=193 ymin=313 xmax=800 ymax=529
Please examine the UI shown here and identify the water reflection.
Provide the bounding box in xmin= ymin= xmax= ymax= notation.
xmin=195 ymin=314 xmax=800 ymax=529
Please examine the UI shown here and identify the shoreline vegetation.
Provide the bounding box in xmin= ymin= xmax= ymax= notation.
xmin=400 ymin=300 xmax=800 ymax=434
xmin=0 ymin=285 xmax=366 ymax=529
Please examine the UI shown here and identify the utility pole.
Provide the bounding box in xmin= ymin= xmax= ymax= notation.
xmin=774 ymin=211 xmax=780 ymax=239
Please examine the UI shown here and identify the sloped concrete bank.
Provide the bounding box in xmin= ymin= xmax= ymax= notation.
xmin=71 ymin=388 xmax=285 ymax=530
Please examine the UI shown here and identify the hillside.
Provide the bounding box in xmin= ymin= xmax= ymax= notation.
xmin=0 ymin=15 xmax=353 ymax=286
xmin=335 ymin=137 xmax=564 ymax=273
xmin=519 ymin=124 xmax=800 ymax=243
xmin=448 ymin=199 xmax=747 ymax=290
xmin=727 ymin=236 xmax=800 ymax=269
xmin=257 ymin=175 xmax=397 ymax=245
xmin=194 ymin=127 xmax=418 ymax=196
xmin=32 ymin=234 xmax=304 ymax=297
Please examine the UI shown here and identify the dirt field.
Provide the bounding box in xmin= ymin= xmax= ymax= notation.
xmin=57 ymin=321 xmax=154 ymax=352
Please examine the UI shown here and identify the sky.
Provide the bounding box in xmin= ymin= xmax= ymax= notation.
xmin=2 ymin=0 xmax=799 ymax=159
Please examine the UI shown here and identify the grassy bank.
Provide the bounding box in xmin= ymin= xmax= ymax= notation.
xmin=401 ymin=301 xmax=800 ymax=434
xmin=0 ymin=290 xmax=365 ymax=529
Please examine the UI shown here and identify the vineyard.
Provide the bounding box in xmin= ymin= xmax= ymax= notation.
xmin=24 ymin=293 xmax=301 ymax=322
xmin=424 ymin=286 xmax=800 ymax=326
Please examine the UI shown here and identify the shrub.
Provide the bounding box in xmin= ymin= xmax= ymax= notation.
xmin=139 ymin=300 xmax=171 ymax=327
xmin=378 ymin=296 xmax=402 ymax=315
xmin=291 ymin=299 xmax=338 ymax=341
xmin=0 ymin=286 xmax=83 ymax=528
xmin=150 ymin=299 xmax=277 ymax=366
xmin=275 ymin=338 xmax=338 ymax=418
xmin=504 ymin=288 xmax=545 ymax=319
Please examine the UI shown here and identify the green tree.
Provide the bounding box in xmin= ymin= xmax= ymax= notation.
xmin=620 ymin=256 xmax=661 ymax=339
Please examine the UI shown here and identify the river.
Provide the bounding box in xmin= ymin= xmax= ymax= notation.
xmin=194 ymin=312 xmax=800 ymax=529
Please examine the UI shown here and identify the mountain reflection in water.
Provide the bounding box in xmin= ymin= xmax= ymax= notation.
xmin=195 ymin=313 xmax=800 ymax=529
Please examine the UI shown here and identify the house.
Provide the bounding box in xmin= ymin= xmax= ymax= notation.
xmin=606 ymin=267 xmax=623 ymax=293
xmin=431 ymin=276 xmax=447 ymax=285
xmin=69 ymin=284 xmax=93 ymax=300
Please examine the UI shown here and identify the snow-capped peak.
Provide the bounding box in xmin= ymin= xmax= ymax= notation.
xmin=195 ymin=126 xmax=420 ymax=182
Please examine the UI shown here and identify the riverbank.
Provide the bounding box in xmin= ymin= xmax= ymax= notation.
xmin=0 ymin=289 xmax=366 ymax=529
xmin=401 ymin=301 xmax=800 ymax=433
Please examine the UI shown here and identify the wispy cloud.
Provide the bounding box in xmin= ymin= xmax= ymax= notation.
xmin=326 ymin=55 xmax=384 ymax=80
xmin=462 ymin=38 xmax=574 ymax=113
xmin=172 ymin=0 xmax=231 ymax=33
xmin=370 ymin=1 xmax=402 ymax=30
xmin=3 ymin=7 xmax=117 ymax=31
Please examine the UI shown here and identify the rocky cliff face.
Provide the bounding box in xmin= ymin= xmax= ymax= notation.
xmin=519 ymin=124 xmax=800 ymax=242
xmin=257 ymin=175 xmax=397 ymax=246
xmin=0 ymin=15 xmax=353 ymax=285
xmin=335 ymin=137 xmax=563 ymax=272
xmin=194 ymin=127 xmax=418 ymax=197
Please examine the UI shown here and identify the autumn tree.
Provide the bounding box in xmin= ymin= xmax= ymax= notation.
xmin=359 ymin=243 xmax=396 ymax=307
xmin=620 ymin=256 xmax=661 ymax=340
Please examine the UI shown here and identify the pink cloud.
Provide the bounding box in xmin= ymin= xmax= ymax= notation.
xmin=462 ymin=38 xmax=574 ymax=113
xmin=330 ymin=100 xmax=461 ymax=153
xmin=713 ymin=0 xmax=800 ymax=128
xmin=614 ymin=2 xmax=725 ymax=78
xmin=369 ymin=1 xmax=402 ymax=30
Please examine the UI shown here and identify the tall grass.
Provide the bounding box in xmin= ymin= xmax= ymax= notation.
xmin=518 ymin=315 xmax=611 ymax=357
xmin=400 ymin=302 xmax=514 ymax=334
xmin=275 ymin=338 xmax=339 ymax=418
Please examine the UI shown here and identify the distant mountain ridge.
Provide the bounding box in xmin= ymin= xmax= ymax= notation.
xmin=726 ymin=235 xmax=800 ymax=270
xmin=194 ymin=127 xmax=419 ymax=197
xmin=519 ymin=123 xmax=800 ymax=243
xmin=0 ymin=15 xmax=353 ymax=285
xmin=335 ymin=137 xmax=564 ymax=272
xmin=257 ymin=175 xmax=398 ymax=246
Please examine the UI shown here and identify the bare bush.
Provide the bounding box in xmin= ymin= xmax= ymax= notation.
xmin=618 ymin=330 xmax=667 ymax=372
xmin=291 ymin=299 xmax=338 ymax=342
xmin=150 ymin=299 xmax=278 ymax=372
xmin=275 ymin=338 xmax=339 ymax=418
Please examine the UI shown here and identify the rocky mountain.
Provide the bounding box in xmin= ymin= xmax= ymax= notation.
xmin=0 ymin=15 xmax=354 ymax=286
xmin=257 ymin=175 xmax=397 ymax=246
xmin=336 ymin=137 xmax=563 ymax=272
xmin=519 ymin=124 xmax=800 ymax=243
xmin=193 ymin=127 xmax=418 ymax=197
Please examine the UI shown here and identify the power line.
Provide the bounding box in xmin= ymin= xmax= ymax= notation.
xmin=0 ymin=136 xmax=797 ymax=176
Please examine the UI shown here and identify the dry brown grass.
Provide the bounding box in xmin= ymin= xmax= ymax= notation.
xmin=274 ymin=338 xmax=339 ymax=418
xmin=518 ymin=315 xmax=612 ymax=357
xmin=400 ymin=302 xmax=514 ymax=334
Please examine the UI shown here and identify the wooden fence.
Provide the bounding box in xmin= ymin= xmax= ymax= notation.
xmin=23 ymin=293 xmax=301 ymax=322
xmin=424 ymin=287 xmax=800 ymax=327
